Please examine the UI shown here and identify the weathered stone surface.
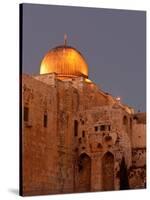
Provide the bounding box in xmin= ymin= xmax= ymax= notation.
xmin=22 ymin=73 xmax=146 ymax=196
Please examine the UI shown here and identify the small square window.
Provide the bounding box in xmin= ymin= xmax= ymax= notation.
xmin=100 ymin=125 xmax=105 ymax=131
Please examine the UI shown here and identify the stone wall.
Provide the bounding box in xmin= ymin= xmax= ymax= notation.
xmin=22 ymin=74 xmax=60 ymax=195
xmin=73 ymin=105 xmax=132 ymax=191
xmin=132 ymin=123 xmax=146 ymax=148
xmin=22 ymin=73 xmax=146 ymax=195
xmin=128 ymin=166 xmax=146 ymax=189
xmin=128 ymin=113 xmax=146 ymax=189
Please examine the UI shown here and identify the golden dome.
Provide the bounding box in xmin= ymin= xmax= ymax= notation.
xmin=40 ymin=45 xmax=88 ymax=78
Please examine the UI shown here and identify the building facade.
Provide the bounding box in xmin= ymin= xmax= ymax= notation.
xmin=22 ymin=43 xmax=146 ymax=196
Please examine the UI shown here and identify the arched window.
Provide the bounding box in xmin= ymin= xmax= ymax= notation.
xmin=97 ymin=143 xmax=102 ymax=148
xmin=76 ymin=153 xmax=91 ymax=192
xmin=82 ymin=130 xmax=85 ymax=137
xmin=43 ymin=113 xmax=48 ymax=127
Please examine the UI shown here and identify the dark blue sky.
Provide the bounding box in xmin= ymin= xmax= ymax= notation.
xmin=22 ymin=3 xmax=146 ymax=112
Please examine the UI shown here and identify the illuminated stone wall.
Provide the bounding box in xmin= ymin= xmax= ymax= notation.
xmin=73 ymin=105 xmax=132 ymax=191
xmin=22 ymin=73 xmax=146 ymax=195
xmin=128 ymin=115 xmax=146 ymax=189
xmin=22 ymin=74 xmax=61 ymax=195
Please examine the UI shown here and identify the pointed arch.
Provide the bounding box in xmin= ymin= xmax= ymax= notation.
xmin=75 ymin=153 xmax=91 ymax=192
xmin=102 ymin=152 xmax=114 ymax=191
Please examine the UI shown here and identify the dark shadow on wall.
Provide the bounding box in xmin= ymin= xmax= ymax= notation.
xmin=120 ymin=157 xmax=129 ymax=190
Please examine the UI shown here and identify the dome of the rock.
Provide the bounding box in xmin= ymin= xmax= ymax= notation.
xmin=40 ymin=45 xmax=88 ymax=78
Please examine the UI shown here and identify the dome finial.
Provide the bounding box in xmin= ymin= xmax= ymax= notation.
xmin=64 ymin=33 xmax=67 ymax=46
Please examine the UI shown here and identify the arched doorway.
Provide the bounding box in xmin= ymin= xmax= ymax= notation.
xmin=102 ymin=152 xmax=114 ymax=191
xmin=120 ymin=157 xmax=129 ymax=190
xmin=76 ymin=153 xmax=91 ymax=192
